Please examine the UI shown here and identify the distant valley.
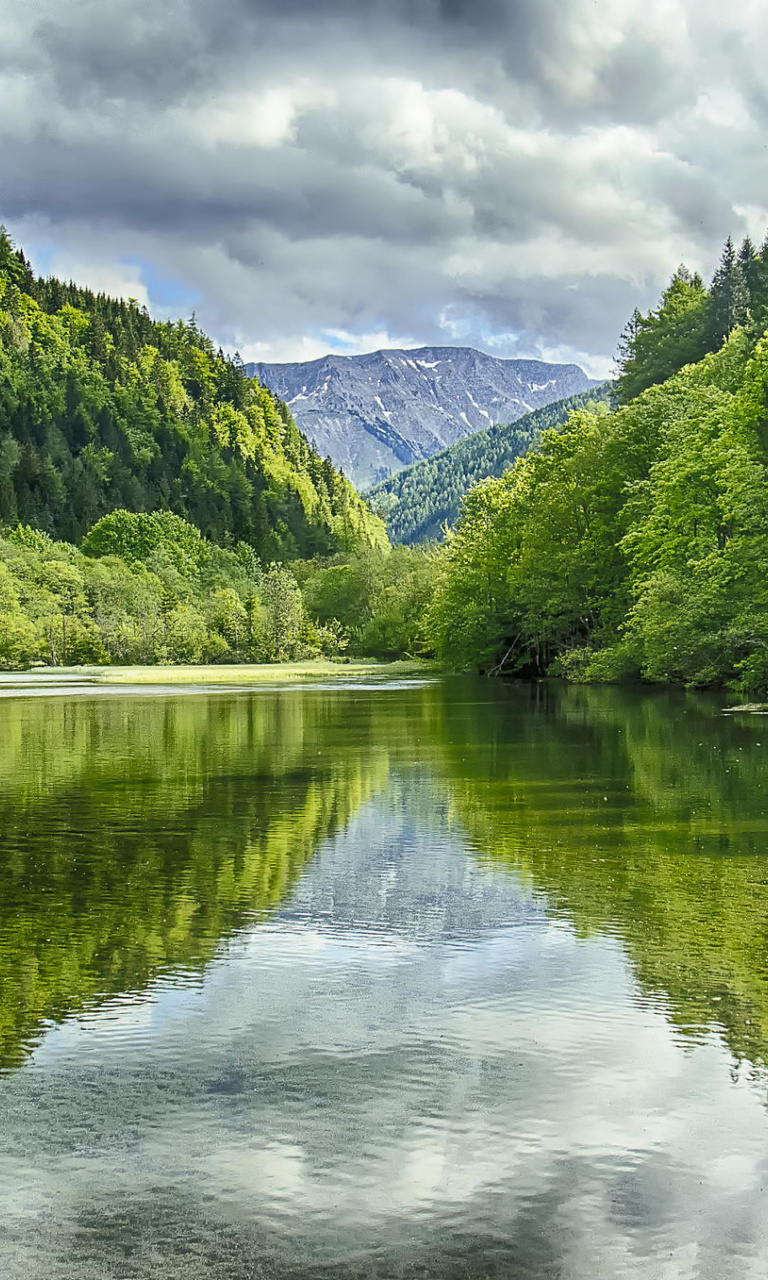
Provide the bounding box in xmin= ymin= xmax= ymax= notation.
xmin=245 ymin=346 xmax=597 ymax=487
xmin=367 ymin=384 xmax=612 ymax=545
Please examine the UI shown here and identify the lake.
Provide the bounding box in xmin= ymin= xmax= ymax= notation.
xmin=1 ymin=675 xmax=768 ymax=1278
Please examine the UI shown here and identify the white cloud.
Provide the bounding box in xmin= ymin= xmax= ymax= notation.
xmin=239 ymin=327 xmax=418 ymax=365
xmin=1 ymin=0 xmax=766 ymax=371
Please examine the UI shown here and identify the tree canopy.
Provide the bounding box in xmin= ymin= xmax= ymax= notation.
xmin=0 ymin=510 xmax=349 ymax=667
xmin=0 ymin=228 xmax=386 ymax=560
xmin=427 ymin=319 xmax=768 ymax=694
xmin=614 ymin=232 xmax=768 ymax=403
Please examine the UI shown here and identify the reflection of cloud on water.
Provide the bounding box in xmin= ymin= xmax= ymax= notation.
xmin=3 ymin=790 xmax=768 ymax=1278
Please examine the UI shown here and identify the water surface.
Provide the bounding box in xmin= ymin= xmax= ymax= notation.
xmin=2 ymin=678 xmax=768 ymax=1278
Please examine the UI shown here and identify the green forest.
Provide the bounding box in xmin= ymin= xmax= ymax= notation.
xmin=0 ymin=213 xmax=434 ymax=668
xmin=0 ymin=229 xmax=385 ymax=559
xmin=6 ymin=225 xmax=768 ymax=692
xmin=0 ymin=510 xmax=437 ymax=667
xmin=367 ymin=383 xmax=611 ymax=544
xmin=428 ymin=233 xmax=768 ymax=695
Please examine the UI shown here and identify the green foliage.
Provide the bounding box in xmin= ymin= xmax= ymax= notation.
xmin=427 ymin=324 xmax=768 ymax=692
xmin=0 ymin=612 xmax=38 ymax=667
xmin=296 ymin=544 xmax=440 ymax=658
xmin=614 ymin=231 xmax=768 ymax=404
xmin=707 ymin=235 xmax=750 ymax=348
xmin=0 ymin=509 xmax=350 ymax=667
xmin=0 ymin=228 xmax=386 ymax=560
xmin=428 ymin=226 xmax=768 ymax=689
xmin=82 ymin=508 xmax=203 ymax=563
xmin=427 ymin=398 xmax=641 ymax=674
xmin=367 ymin=384 xmax=612 ymax=544
xmin=0 ymin=503 xmax=439 ymax=668
xmin=261 ymin=564 xmax=307 ymax=661
xmin=615 ymin=268 xmax=710 ymax=404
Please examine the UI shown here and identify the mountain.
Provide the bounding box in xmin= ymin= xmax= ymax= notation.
xmin=0 ymin=230 xmax=386 ymax=559
xmin=245 ymin=346 xmax=597 ymax=488
xmin=367 ymin=384 xmax=613 ymax=545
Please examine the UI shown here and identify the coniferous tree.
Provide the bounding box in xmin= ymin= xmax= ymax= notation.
xmin=747 ymin=233 xmax=768 ymax=335
xmin=615 ymin=266 xmax=709 ymax=404
xmin=616 ymin=308 xmax=642 ymax=375
xmin=0 ymin=228 xmax=32 ymax=291
xmin=707 ymin=236 xmax=750 ymax=346
xmin=738 ymin=236 xmax=760 ymax=301
xmin=0 ymin=230 xmax=388 ymax=559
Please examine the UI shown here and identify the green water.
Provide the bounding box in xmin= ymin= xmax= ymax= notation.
xmin=2 ymin=677 xmax=768 ymax=1278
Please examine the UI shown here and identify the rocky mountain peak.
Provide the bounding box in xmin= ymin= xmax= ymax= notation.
xmin=245 ymin=345 xmax=596 ymax=488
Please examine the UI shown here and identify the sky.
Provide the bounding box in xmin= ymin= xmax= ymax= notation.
xmin=3 ymin=0 xmax=768 ymax=379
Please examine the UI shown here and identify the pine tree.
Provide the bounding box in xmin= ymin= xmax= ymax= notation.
xmin=746 ymin=232 xmax=768 ymax=334
xmin=614 ymin=267 xmax=710 ymax=405
xmin=738 ymin=236 xmax=760 ymax=299
xmin=0 ymin=227 xmax=33 ymax=291
xmin=708 ymin=236 xmax=750 ymax=346
xmin=615 ymin=308 xmax=642 ymax=370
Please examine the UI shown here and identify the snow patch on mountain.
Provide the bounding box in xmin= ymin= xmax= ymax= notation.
xmin=245 ymin=345 xmax=596 ymax=488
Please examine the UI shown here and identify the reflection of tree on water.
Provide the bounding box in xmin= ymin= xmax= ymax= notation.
xmin=0 ymin=692 xmax=392 ymax=1071
xmin=437 ymin=680 xmax=768 ymax=1077
xmin=6 ymin=676 xmax=768 ymax=1088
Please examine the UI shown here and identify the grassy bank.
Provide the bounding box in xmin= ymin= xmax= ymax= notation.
xmin=21 ymin=659 xmax=437 ymax=687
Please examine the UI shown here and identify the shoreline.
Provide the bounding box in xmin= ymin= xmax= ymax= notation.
xmin=0 ymin=658 xmax=437 ymax=692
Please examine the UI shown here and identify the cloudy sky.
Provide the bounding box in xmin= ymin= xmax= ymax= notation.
xmin=3 ymin=0 xmax=767 ymax=377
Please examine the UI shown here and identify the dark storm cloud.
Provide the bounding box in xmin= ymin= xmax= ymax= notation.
xmin=2 ymin=0 xmax=766 ymax=372
xmin=30 ymin=0 xmax=641 ymax=122
xmin=27 ymin=0 xmax=554 ymax=129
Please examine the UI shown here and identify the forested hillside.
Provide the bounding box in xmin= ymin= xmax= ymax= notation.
xmin=0 ymin=230 xmax=386 ymax=559
xmin=428 ymin=233 xmax=768 ymax=694
xmin=0 ymin=511 xmax=352 ymax=667
xmin=367 ymin=384 xmax=612 ymax=544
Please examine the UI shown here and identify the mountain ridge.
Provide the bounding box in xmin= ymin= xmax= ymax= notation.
xmin=245 ymin=345 xmax=597 ymax=487
xmin=367 ymin=383 xmax=613 ymax=545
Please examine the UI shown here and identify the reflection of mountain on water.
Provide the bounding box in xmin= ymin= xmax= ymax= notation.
xmin=282 ymin=772 xmax=544 ymax=942
xmin=6 ymin=681 xmax=768 ymax=1277
xmin=0 ymin=690 xmax=399 ymax=1070
xmin=5 ymin=773 xmax=768 ymax=1280
xmin=437 ymin=680 xmax=768 ymax=1075
xmin=5 ymin=676 xmax=768 ymax=1083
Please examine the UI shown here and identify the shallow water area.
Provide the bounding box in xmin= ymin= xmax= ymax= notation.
xmin=1 ymin=675 xmax=768 ymax=1278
